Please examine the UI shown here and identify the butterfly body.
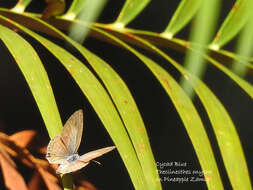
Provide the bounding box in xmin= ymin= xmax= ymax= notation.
xmin=46 ymin=110 xmax=116 ymax=174
xmin=66 ymin=154 xmax=79 ymax=162
xmin=56 ymin=154 xmax=89 ymax=174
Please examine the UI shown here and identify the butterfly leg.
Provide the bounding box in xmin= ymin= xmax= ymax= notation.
xmin=91 ymin=160 xmax=101 ymax=165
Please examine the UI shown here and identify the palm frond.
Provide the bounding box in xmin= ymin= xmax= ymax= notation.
xmin=0 ymin=1 xmax=252 ymax=190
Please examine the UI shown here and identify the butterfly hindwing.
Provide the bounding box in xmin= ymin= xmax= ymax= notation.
xmin=56 ymin=160 xmax=89 ymax=174
xmin=46 ymin=135 xmax=70 ymax=164
xmin=56 ymin=146 xmax=116 ymax=174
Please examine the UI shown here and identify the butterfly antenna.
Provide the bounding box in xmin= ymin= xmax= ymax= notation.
xmin=91 ymin=160 xmax=101 ymax=165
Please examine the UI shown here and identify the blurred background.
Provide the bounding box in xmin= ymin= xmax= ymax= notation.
xmin=0 ymin=0 xmax=252 ymax=189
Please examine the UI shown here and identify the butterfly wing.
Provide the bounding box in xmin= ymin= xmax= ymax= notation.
xmin=56 ymin=146 xmax=116 ymax=174
xmin=56 ymin=161 xmax=89 ymax=174
xmin=79 ymin=146 xmax=116 ymax=162
xmin=46 ymin=135 xmax=70 ymax=164
xmin=60 ymin=109 xmax=83 ymax=154
xmin=46 ymin=110 xmax=83 ymax=164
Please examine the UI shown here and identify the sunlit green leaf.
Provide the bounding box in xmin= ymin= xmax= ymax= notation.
xmin=11 ymin=0 xmax=32 ymax=13
xmin=66 ymin=0 xmax=107 ymax=42
xmin=0 ymin=24 xmax=62 ymax=138
xmin=205 ymin=55 xmax=253 ymax=99
xmin=210 ymin=0 xmax=251 ymax=50
xmin=113 ymin=0 xmax=151 ymax=27
xmin=0 ymin=15 xmax=148 ymax=190
xmin=232 ymin=4 xmax=253 ymax=77
xmin=162 ymin=0 xmax=202 ymax=38
xmin=28 ymin=16 xmax=160 ymax=190
xmin=63 ymin=0 xmax=106 ymax=21
xmin=0 ymin=18 xmax=72 ymax=190
xmin=180 ymin=0 xmax=220 ymax=97
xmin=90 ymin=25 xmax=224 ymax=190
xmin=93 ymin=24 xmax=251 ymax=189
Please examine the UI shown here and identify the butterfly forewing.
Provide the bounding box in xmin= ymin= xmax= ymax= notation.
xmin=61 ymin=109 xmax=83 ymax=154
xmin=79 ymin=146 xmax=116 ymax=162
xmin=46 ymin=110 xmax=83 ymax=164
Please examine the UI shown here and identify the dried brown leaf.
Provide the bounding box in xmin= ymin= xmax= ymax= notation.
xmin=0 ymin=144 xmax=16 ymax=167
xmin=73 ymin=176 xmax=97 ymax=190
xmin=37 ymin=146 xmax=47 ymax=154
xmin=0 ymin=131 xmax=61 ymax=190
xmin=0 ymin=132 xmax=49 ymax=168
xmin=28 ymin=171 xmax=58 ymax=190
xmin=0 ymin=140 xmax=35 ymax=168
xmin=28 ymin=172 xmax=44 ymax=190
xmin=38 ymin=167 xmax=61 ymax=190
xmin=76 ymin=187 xmax=88 ymax=190
xmin=10 ymin=130 xmax=37 ymax=148
xmin=0 ymin=132 xmax=11 ymax=144
xmin=0 ymin=152 xmax=28 ymax=190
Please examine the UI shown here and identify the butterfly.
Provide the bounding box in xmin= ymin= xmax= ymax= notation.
xmin=46 ymin=109 xmax=116 ymax=174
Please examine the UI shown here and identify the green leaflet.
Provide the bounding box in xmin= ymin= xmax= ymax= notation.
xmin=11 ymin=0 xmax=32 ymax=13
xmin=162 ymin=0 xmax=202 ymax=38
xmin=28 ymin=16 xmax=161 ymax=190
xmin=0 ymin=15 xmax=148 ymax=190
xmin=113 ymin=0 xmax=151 ymax=27
xmin=210 ymin=0 xmax=252 ymax=50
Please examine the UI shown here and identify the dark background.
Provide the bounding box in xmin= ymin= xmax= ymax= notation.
xmin=0 ymin=0 xmax=252 ymax=190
